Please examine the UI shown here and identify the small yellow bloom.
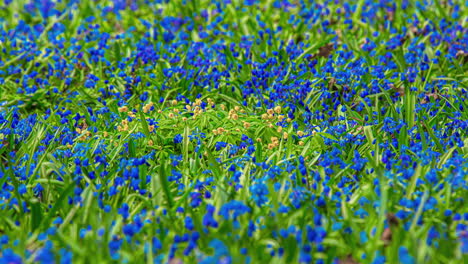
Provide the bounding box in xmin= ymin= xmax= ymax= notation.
xmin=274 ymin=106 xmax=281 ymax=114
xmin=118 ymin=106 xmax=128 ymax=112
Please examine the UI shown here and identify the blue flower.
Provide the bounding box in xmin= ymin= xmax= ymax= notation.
xmin=174 ymin=134 xmax=183 ymax=144
xmin=250 ymin=183 xmax=269 ymax=207
xmin=398 ymin=247 xmax=415 ymax=264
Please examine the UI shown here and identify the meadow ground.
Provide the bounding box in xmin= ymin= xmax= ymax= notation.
xmin=0 ymin=1 xmax=467 ymax=263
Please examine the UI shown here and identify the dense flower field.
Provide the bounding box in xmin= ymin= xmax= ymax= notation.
xmin=0 ymin=0 xmax=467 ymax=263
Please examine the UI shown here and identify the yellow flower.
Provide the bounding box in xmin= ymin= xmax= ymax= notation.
xmin=274 ymin=106 xmax=281 ymax=114
xmin=118 ymin=106 xmax=128 ymax=112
